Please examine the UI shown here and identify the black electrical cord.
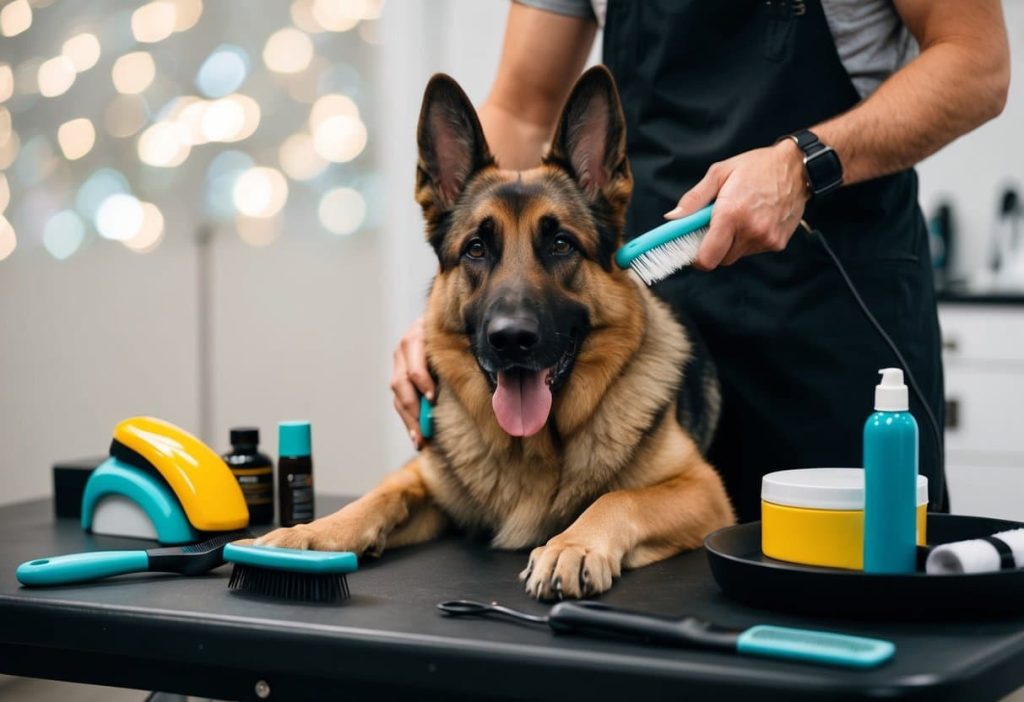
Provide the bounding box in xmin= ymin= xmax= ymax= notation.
xmin=803 ymin=221 xmax=946 ymax=506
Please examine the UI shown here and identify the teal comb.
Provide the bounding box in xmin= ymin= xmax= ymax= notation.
xmin=615 ymin=204 xmax=713 ymax=285
xmin=419 ymin=394 xmax=435 ymax=440
xmin=223 ymin=543 xmax=357 ymax=603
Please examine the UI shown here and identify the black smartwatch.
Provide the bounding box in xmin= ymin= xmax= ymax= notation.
xmin=782 ymin=129 xmax=843 ymax=198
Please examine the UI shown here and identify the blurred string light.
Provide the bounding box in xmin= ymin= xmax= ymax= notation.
xmin=112 ymin=52 xmax=156 ymax=94
xmin=0 ymin=129 xmax=20 ymax=169
xmin=278 ymin=131 xmax=327 ymax=181
xmin=309 ymin=0 xmax=383 ymax=32
xmin=290 ymin=0 xmax=324 ymax=34
xmin=0 ymin=106 xmax=10 ymax=144
xmin=62 ymin=33 xmax=102 ymax=73
xmin=138 ymin=120 xmax=190 ymax=167
xmin=205 ymin=149 xmax=252 ymax=219
xmin=318 ymin=186 xmax=365 ymax=235
xmin=95 ymin=193 xmax=143 ymax=241
xmin=132 ymin=1 xmax=176 ymax=44
xmin=75 ymin=168 xmax=130 ymax=220
xmin=357 ymin=19 xmax=379 ymax=45
xmin=0 ymin=173 xmax=9 ymax=213
xmin=235 ymin=214 xmax=280 ymax=247
xmin=309 ymin=93 xmax=367 ymax=163
xmin=123 ymin=201 xmax=164 ymax=252
xmin=42 ymin=209 xmax=86 ymax=260
xmin=38 ymin=56 xmax=76 ymax=97
xmin=196 ymin=45 xmax=249 ymax=98
xmin=233 ymin=167 xmax=288 ymax=218
xmin=262 ymin=28 xmax=314 ymax=74
xmin=104 ymin=94 xmax=148 ymax=138
xmin=0 ymin=214 xmax=15 ymax=262
xmin=170 ymin=0 xmax=203 ymax=32
xmin=57 ymin=118 xmax=96 ymax=160
xmin=0 ymin=0 xmax=31 ymax=38
xmin=0 ymin=64 xmax=14 ymax=103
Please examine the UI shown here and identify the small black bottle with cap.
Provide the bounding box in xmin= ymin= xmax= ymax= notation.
xmin=223 ymin=427 xmax=275 ymax=525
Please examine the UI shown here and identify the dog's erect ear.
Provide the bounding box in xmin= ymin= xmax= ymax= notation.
xmin=416 ymin=74 xmax=494 ymax=231
xmin=545 ymin=66 xmax=631 ymax=249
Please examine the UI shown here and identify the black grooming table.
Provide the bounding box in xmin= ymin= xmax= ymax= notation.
xmin=3 ymin=497 xmax=1024 ymax=702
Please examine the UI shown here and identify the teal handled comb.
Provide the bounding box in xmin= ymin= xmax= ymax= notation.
xmin=438 ymin=600 xmax=894 ymax=670
xmin=223 ymin=543 xmax=357 ymax=603
xmin=615 ymin=204 xmax=714 ymax=285
xmin=16 ymin=532 xmax=246 ymax=587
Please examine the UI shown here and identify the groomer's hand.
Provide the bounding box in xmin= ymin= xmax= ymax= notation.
xmin=391 ymin=316 xmax=435 ymax=450
xmin=666 ymin=140 xmax=811 ymax=271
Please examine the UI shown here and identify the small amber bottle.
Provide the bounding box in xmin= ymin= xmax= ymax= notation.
xmin=223 ymin=427 xmax=275 ymax=525
xmin=278 ymin=420 xmax=314 ymax=527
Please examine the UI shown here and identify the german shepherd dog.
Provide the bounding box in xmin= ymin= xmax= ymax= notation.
xmin=258 ymin=67 xmax=735 ymax=600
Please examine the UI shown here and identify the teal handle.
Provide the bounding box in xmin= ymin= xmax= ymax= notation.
xmin=16 ymin=550 xmax=150 ymax=586
xmin=224 ymin=543 xmax=358 ymax=574
xmin=614 ymin=205 xmax=714 ymax=268
xmin=736 ymin=625 xmax=895 ymax=669
xmin=419 ymin=394 xmax=434 ymax=440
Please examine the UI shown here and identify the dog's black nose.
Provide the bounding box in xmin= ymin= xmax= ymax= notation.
xmin=487 ymin=315 xmax=540 ymax=357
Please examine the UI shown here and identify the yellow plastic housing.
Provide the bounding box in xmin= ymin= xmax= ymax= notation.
xmin=113 ymin=416 xmax=249 ymax=531
xmin=762 ymin=501 xmax=927 ymax=571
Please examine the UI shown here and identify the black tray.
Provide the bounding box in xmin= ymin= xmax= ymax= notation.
xmin=705 ymin=513 xmax=1024 ymax=619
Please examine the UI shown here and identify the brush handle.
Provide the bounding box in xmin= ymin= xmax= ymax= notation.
xmin=736 ymin=625 xmax=895 ymax=669
xmin=614 ymin=205 xmax=714 ymax=268
xmin=547 ymin=601 xmax=737 ymax=650
xmin=419 ymin=394 xmax=434 ymax=440
xmin=16 ymin=550 xmax=150 ymax=586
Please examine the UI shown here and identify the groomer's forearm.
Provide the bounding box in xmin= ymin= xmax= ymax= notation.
xmin=813 ymin=4 xmax=1009 ymax=185
xmin=478 ymin=101 xmax=553 ymax=170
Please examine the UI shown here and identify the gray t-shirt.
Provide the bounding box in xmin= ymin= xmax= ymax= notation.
xmin=514 ymin=0 xmax=918 ymax=99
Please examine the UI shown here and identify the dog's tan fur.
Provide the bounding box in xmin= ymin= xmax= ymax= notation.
xmin=258 ymin=67 xmax=735 ymax=600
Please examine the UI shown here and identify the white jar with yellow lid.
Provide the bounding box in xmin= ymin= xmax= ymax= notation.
xmin=761 ymin=468 xmax=928 ymax=571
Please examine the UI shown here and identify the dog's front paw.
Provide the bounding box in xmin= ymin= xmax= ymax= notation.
xmin=519 ymin=538 xmax=621 ymax=601
xmin=255 ymin=517 xmax=386 ymax=557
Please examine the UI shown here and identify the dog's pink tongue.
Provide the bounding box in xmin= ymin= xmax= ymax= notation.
xmin=492 ymin=369 xmax=553 ymax=437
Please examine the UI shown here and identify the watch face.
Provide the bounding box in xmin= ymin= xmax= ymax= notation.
xmin=805 ymin=147 xmax=843 ymax=195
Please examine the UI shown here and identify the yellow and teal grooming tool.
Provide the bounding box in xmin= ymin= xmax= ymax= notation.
xmin=224 ymin=543 xmax=357 ymax=603
xmin=81 ymin=416 xmax=250 ymax=544
xmin=615 ymin=204 xmax=713 ymax=285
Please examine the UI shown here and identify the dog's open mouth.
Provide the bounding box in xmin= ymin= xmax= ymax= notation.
xmin=489 ymin=338 xmax=577 ymax=438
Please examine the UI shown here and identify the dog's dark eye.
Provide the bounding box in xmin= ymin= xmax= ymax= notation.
xmin=551 ymin=235 xmax=575 ymax=256
xmin=464 ymin=238 xmax=487 ymax=259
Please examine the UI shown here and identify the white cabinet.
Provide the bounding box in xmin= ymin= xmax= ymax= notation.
xmin=939 ymin=303 xmax=1024 ymax=520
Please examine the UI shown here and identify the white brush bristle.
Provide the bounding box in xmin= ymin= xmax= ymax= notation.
xmin=628 ymin=226 xmax=708 ymax=285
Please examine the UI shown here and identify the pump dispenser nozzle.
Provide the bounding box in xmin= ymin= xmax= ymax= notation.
xmin=875 ymin=368 xmax=909 ymax=412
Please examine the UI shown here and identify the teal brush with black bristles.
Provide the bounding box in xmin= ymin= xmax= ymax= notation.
xmin=615 ymin=204 xmax=713 ymax=285
xmin=223 ymin=543 xmax=358 ymax=603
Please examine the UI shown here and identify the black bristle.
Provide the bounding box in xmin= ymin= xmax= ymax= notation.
xmin=227 ymin=564 xmax=350 ymax=603
xmin=181 ymin=531 xmax=253 ymax=554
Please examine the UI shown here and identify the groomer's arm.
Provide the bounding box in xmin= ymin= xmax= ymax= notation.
xmin=673 ymin=0 xmax=1010 ymax=270
xmin=392 ymin=3 xmax=595 ymax=447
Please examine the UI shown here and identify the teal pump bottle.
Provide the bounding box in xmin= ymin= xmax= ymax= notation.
xmin=863 ymin=368 xmax=919 ymax=574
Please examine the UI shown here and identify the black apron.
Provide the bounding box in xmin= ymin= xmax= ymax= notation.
xmin=603 ymin=0 xmax=947 ymax=521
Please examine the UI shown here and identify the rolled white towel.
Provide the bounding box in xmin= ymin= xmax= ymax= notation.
xmin=926 ymin=528 xmax=1024 ymax=574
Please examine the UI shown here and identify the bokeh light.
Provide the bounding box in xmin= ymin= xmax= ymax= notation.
xmin=170 ymin=0 xmax=203 ymax=32
xmin=318 ymin=186 xmax=365 ymax=235
xmin=235 ymin=213 xmax=281 ymax=247
xmin=0 ymin=64 xmax=12 ymax=103
xmin=200 ymin=97 xmax=244 ymax=142
xmin=263 ymin=28 xmax=314 ymax=74
xmin=43 ymin=210 xmax=86 ymax=260
xmin=233 ymin=166 xmax=288 ymax=218
xmin=112 ymin=52 xmax=156 ymax=94
xmin=290 ymin=0 xmax=325 ymax=34
xmin=313 ymin=114 xmax=367 ymax=162
xmin=16 ymin=135 xmax=58 ymax=186
xmin=104 ymin=94 xmax=148 ymax=138
xmin=58 ymin=118 xmax=96 ymax=160
xmin=311 ymin=0 xmax=360 ymax=32
xmin=137 ymin=121 xmax=191 ymax=167
xmin=0 ymin=0 xmax=31 ymax=38
xmin=0 ymin=106 xmax=10 ymax=144
xmin=95 ymin=193 xmax=144 ymax=241
xmin=132 ymin=2 xmax=177 ymax=44
xmin=278 ymin=132 xmax=327 ymax=181
xmin=196 ymin=45 xmax=249 ymax=98
xmin=62 ymin=33 xmax=102 ymax=73
xmin=205 ymin=149 xmax=253 ymax=219
xmin=0 ymin=215 xmax=16 ymax=262
xmin=38 ymin=56 xmax=77 ymax=98
xmin=123 ymin=201 xmax=165 ymax=252
xmin=0 ymin=129 xmax=20 ymax=169
xmin=76 ymin=168 xmax=130 ymax=220
xmin=0 ymin=173 xmax=9 ymax=213
xmin=310 ymin=93 xmax=358 ymax=129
